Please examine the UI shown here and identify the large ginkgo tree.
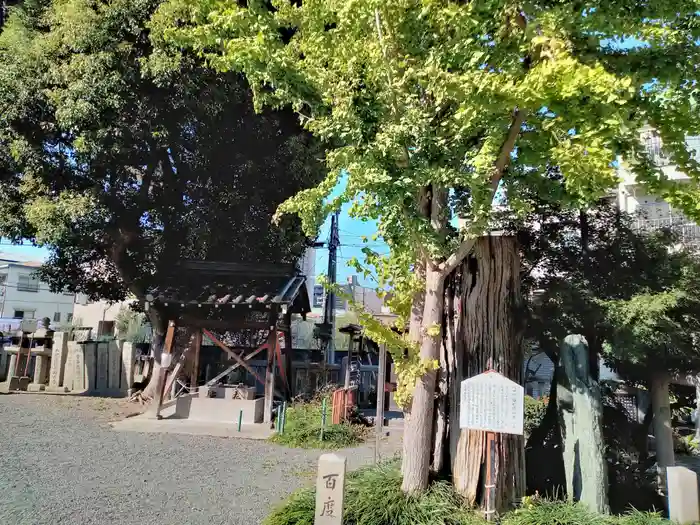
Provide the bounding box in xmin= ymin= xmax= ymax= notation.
xmin=152 ymin=0 xmax=700 ymax=508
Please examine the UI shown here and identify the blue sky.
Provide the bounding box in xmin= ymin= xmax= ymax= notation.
xmin=313 ymin=176 xmax=387 ymax=288
xmin=0 ymin=243 xmax=47 ymax=263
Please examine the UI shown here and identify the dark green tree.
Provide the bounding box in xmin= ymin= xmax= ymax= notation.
xmin=506 ymin=193 xmax=700 ymax=505
xmin=0 ymin=0 xmax=325 ymax=395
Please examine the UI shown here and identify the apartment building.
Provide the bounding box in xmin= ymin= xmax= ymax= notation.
xmin=0 ymin=257 xmax=75 ymax=324
xmin=311 ymin=274 xmax=384 ymax=315
xmin=614 ymin=127 xmax=700 ymax=248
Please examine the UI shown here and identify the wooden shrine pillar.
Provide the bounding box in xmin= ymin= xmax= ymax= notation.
xmin=284 ymin=311 xmax=294 ymax=399
xmin=191 ymin=329 xmax=202 ymax=393
xmin=264 ymin=311 xmax=279 ymax=424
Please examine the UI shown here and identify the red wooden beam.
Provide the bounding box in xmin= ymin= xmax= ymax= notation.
xmin=202 ymin=328 xmax=273 ymax=392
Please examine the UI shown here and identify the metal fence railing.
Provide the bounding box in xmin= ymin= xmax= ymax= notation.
xmin=634 ymin=215 xmax=700 ymax=249
xmin=643 ymin=135 xmax=700 ymax=167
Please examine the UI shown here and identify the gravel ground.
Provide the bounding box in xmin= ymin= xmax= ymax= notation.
xmin=0 ymin=393 xmax=401 ymax=525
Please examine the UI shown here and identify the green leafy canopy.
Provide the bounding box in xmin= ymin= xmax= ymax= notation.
xmin=0 ymin=0 xmax=325 ymax=320
xmin=152 ymin=0 xmax=700 ymax=250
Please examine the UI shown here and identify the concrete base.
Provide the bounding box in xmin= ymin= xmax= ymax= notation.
xmin=199 ymin=385 xmax=256 ymax=400
xmin=175 ymin=395 xmax=264 ymax=424
xmin=45 ymin=386 xmax=70 ymax=393
xmin=27 ymin=384 xmax=46 ymax=392
xmin=110 ymin=416 xmax=273 ymax=440
xmin=8 ymin=376 xmax=30 ymax=391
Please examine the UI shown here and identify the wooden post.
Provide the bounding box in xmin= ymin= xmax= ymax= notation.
xmin=163 ymin=330 xmax=197 ymax=399
xmin=23 ymin=335 xmax=34 ymax=377
xmin=374 ymin=344 xmax=387 ymax=464
xmin=343 ymin=336 xmax=352 ymax=390
xmin=153 ymin=320 xmax=176 ymax=420
xmin=264 ymin=327 xmax=277 ymax=424
xmin=284 ymin=311 xmax=294 ymax=398
xmin=485 ymin=432 xmax=496 ymax=521
xmin=191 ymin=329 xmax=202 ymax=393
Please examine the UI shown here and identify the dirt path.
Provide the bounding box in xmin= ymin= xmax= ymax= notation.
xmin=0 ymin=394 xmax=401 ymax=525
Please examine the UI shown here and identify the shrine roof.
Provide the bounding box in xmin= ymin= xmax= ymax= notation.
xmin=145 ymin=261 xmax=311 ymax=316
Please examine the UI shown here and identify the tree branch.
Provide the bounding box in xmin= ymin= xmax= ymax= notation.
xmin=491 ymin=108 xmax=526 ymax=192
xmin=439 ymin=237 xmax=476 ymax=276
xmin=438 ymin=109 xmax=526 ymax=276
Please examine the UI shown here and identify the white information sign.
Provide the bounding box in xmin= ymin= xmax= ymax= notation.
xmin=459 ymin=371 xmax=524 ymax=435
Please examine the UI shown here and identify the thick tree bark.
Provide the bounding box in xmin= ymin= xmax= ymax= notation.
xmin=557 ymin=334 xmax=609 ymax=514
xmin=139 ymin=307 xmax=168 ymax=400
xmin=402 ymin=188 xmax=429 ymax=474
xmin=441 ymin=236 xmax=525 ymax=511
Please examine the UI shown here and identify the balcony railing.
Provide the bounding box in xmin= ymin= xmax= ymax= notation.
xmin=643 ymin=135 xmax=700 ymax=167
xmin=634 ymin=215 xmax=700 ymax=248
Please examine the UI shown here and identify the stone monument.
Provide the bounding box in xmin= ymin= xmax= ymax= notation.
xmin=557 ymin=334 xmax=609 ymax=513
xmin=667 ymin=466 xmax=700 ymax=524
xmin=314 ymin=454 xmax=346 ymax=525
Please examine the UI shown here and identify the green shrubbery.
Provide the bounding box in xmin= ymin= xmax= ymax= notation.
xmin=674 ymin=432 xmax=700 ymax=455
xmin=265 ymin=462 xmax=479 ymax=525
xmin=524 ymin=396 xmax=549 ymax=436
xmin=266 ymin=463 xmax=671 ymax=525
xmin=269 ymin=399 xmax=367 ymax=449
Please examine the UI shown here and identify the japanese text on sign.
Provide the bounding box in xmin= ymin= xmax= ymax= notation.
xmin=459 ymin=371 xmax=524 ymax=435
xmin=314 ymin=454 xmax=346 ymax=525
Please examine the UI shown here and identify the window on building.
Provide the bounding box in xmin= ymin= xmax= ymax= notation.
xmin=67 ymin=313 xmax=73 ymax=323
xmin=0 ymin=274 xmax=7 ymax=285
xmin=313 ymin=285 xmax=324 ymax=308
xmin=13 ymin=310 xmax=24 ymax=319
xmin=17 ymin=274 xmax=39 ymax=293
xmin=53 ymin=312 xmax=61 ymax=322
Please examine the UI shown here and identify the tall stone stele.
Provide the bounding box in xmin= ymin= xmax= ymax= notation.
xmin=556 ymin=334 xmax=609 ymax=514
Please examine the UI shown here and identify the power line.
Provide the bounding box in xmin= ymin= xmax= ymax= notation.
xmin=340 ymin=243 xmax=389 ymax=249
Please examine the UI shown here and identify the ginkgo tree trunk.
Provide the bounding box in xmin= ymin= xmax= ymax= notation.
xmin=402 ymin=113 xmax=525 ymax=494
xmin=154 ymin=0 xmax=700 ymax=504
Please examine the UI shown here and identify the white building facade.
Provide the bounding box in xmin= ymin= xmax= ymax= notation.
xmin=614 ymin=128 xmax=700 ymax=248
xmin=0 ymin=259 xmax=75 ymax=325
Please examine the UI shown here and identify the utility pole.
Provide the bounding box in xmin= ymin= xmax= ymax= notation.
xmin=324 ymin=211 xmax=340 ymax=365
xmin=314 ymin=211 xmax=340 ymax=370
